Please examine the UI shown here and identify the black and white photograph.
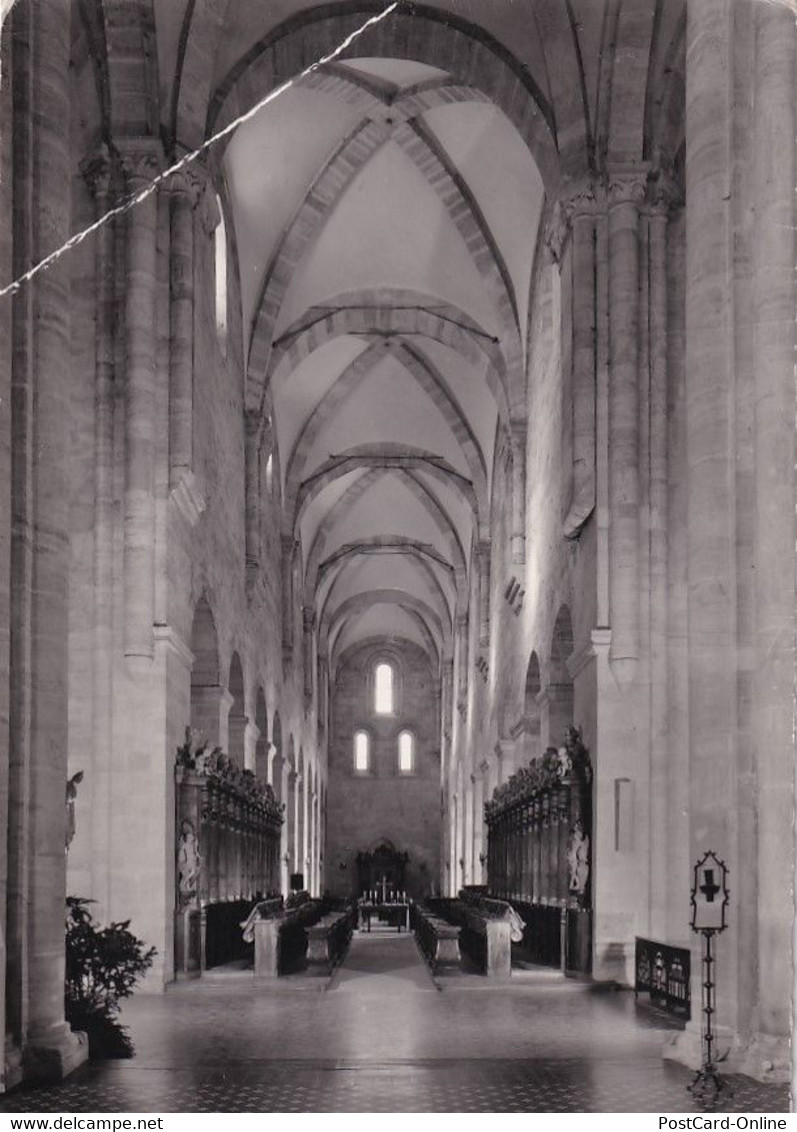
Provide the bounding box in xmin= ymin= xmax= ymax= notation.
xmin=0 ymin=0 xmax=794 ymax=1117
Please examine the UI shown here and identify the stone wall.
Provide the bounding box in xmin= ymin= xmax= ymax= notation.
xmin=326 ymin=641 xmax=441 ymax=900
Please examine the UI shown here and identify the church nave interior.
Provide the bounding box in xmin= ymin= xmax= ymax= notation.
xmin=0 ymin=0 xmax=794 ymax=1112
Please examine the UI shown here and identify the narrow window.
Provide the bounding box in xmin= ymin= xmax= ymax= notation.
xmin=354 ymin=731 xmax=370 ymax=772
xmin=398 ymin=730 xmax=414 ymax=774
xmin=374 ymin=663 xmax=393 ymax=715
xmin=214 ymin=203 xmax=227 ymax=355
xmin=265 ymin=452 xmax=273 ymax=494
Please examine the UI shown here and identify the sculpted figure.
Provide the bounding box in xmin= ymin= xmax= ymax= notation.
xmin=567 ymin=820 xmax=590 ymax=897
xmin=65 ymin=770 xmax=84 ymax=852
xmin=178 ymin=819 xmax=201 ymax=902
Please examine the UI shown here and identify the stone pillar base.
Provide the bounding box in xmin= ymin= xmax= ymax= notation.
xmin=736 ymin=1032 xmax=791 ymax=1085
xmin=4 ymin=1037 xmax=24 ymax=1092
xmin=592 ymin=939 xmax=634 ymax=985
xmin=663 ymin=1023 xmax=789 ymax=1084
xmin=662 ymin=1019 xmax=704 ymax=1071
xmin=22 ymin=1023 xmax=88 ymax=1084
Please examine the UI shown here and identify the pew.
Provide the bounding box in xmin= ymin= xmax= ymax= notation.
xmin=427 ymin=894 xmax=517 ymax=979
xmin=412 ymin=904 xmax=462 ymax=972
xmin=306 ymin=906 xmax=357 ymax=974
xmin=243 ymin=895 xmax=355 ymax=980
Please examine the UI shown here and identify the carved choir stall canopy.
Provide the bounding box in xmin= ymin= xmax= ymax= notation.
xmin=484 ymin=725 xmax=592 ymax=973
xmin=356 ymin=841 xmax=408 ymax=898
xmin=174 ymin=728 xmax=284 ymax=974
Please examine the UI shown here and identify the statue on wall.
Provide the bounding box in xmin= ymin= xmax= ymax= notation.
xmin=567 ymin=819 xmax=590 ymax=900
xmin=563 ymin=725 xmax=592 ymax=783
xmin=65 ymin=770 xmax=83 ymax=853
xmin=177 ymin=819 xmax=201 ymax=904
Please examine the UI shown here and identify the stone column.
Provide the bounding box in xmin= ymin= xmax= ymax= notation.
xmin=168 ymin=169 xmax=201 ymax=489
xmin=317 ymin=656 xmax=328 ymax=736
xmin=509 ymin=420 xmax=527 ymax=564
xmin=308 ymin=787 xmax=318 ymax=895
xmin=299 ymin=772 xmax=308 ymax=887
xmin=455 ymin=614 xmax=468 ymax=701
xmin=747 ymin=0 xmax=795 ymax=1080
xmin=475 ymin=541 xmax=491 ymax=647
xmin=647 ymin=193 xmax=672 ymax=940
xmin=302 ymin=606 xmax=316 ymax=700
xmin=281 ymin=537 xmax=297 ymax=654
xmin=9 ymin=0 xmax=87 ymax=1083
xmin=0 ymin=15 xmax=13 ymax=1091
xmin=227 ymin=711 xmax=248 ymax=768
xmin=244 ymin=411 xmax=261 ymax=571
xmin=440 ymin=658 xmax=453 ymax=773
xmin=472 ymin=773 xmax=485 ymax=883
xmin=607 ymin=169 xmax=646 ymax=689
xmin=284 ymin=768 xmax=296 ymax=889
xmin=293 ymin=772 xmax=304 ymax=880
xmin=191 ymin=686 xmax=233 ymax=750
xmin=81 ymin=148 xmax=116 ymax=917
xmin=118 ymin=141 xmax=162 ymax=662
xmin=244 ymin=721 xmax=260 ymax=773
xmin=668 ymin=0 xmax=740 ymax=1065
xmin=563 ymin=188 xmax=597 ymax=539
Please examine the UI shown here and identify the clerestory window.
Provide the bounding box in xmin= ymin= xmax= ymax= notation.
xmin=353 ymin=730 xmax=370 ymax=772
xmin=374 ymin=662 xmax=394 ymax=715
xmin=397 ymin=730 xmax=415 ymax=774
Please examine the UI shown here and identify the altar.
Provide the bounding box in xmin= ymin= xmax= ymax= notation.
xmin=358 ymin=871 xmax=410 ymax=931
xmin=358 ymin=901 xmax=410 ymax=933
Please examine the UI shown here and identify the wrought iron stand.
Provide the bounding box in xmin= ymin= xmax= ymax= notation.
xmin=688 ymin=929 xmax=731 ymax=1106
xmin=688 ymin=852 xmax=732 ymax=1108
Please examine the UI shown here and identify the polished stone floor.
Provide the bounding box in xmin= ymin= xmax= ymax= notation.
xmin=2 ymin=931 xmax=791 ymax=1113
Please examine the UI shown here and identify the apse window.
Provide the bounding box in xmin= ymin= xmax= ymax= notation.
xmin=397 ymin=730 xmax=415 ymax=774
xmin=214 ymin=201 xmax=228 ymax=356
xmin=353 ymin=730 xmax=370 ymax=773
xmin=374 ymin=662 xmax=394 ymax=715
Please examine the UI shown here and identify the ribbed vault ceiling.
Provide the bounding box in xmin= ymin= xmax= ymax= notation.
xmin=221 ymin=52 xmax=544 ymax=673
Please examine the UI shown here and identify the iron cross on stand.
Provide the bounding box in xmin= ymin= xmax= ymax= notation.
xmin=688 ymin=851 xmax=731 ymax=1107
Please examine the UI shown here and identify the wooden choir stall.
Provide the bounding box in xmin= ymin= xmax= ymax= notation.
xmin=485 ymin=725 xmax=592 ymax=973
xmin=174 ymin=730 xmax=284 ymax=974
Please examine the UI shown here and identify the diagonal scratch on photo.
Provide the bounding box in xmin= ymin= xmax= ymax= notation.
xmin=0 ymin=0 xmax=794 ymax=1118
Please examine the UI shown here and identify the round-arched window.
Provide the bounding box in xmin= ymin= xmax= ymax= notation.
xmin=353 ymin=730 xmax=370 ymax=772
xmin=373 ymin=662 xmax=394 ymax=715
xmin=398 ymin=730 xmax=415 ymax=774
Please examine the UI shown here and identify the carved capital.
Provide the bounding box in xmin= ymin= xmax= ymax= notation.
xmin=80 ymin=145 xmax=114 ymax=202
xmin=117 ymin=139 xmax=163 ymax=190
xmin=169 ymin=165 xmax=206 ymax=209
xmin=606 ymin=165 xmax=649 ymax=208
xmin=560 ymin=175 xmax=601 ymax=221
xmin=647 ymin=168 xmax=684 ymax=214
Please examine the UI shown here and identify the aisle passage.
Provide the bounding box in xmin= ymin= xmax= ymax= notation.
xmin=332 ymin=930 xmax=436 ymax=996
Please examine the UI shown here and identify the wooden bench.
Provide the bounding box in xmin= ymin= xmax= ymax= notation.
xmin=427 ymin=896 xmax=513 ymax=979
xmin=306 ymin=906 xmax=357 ymax=974
xmin=412 ymin=904 xmax=462 ymax=972
xmin=245 ymin=896 xmax=324 ymax=980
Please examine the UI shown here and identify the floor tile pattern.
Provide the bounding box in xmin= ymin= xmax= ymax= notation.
xmin=2 ymin=933 xmax=790 ymax=1113
xmin=3 ymin=1059 xmax=788 ymax=1114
